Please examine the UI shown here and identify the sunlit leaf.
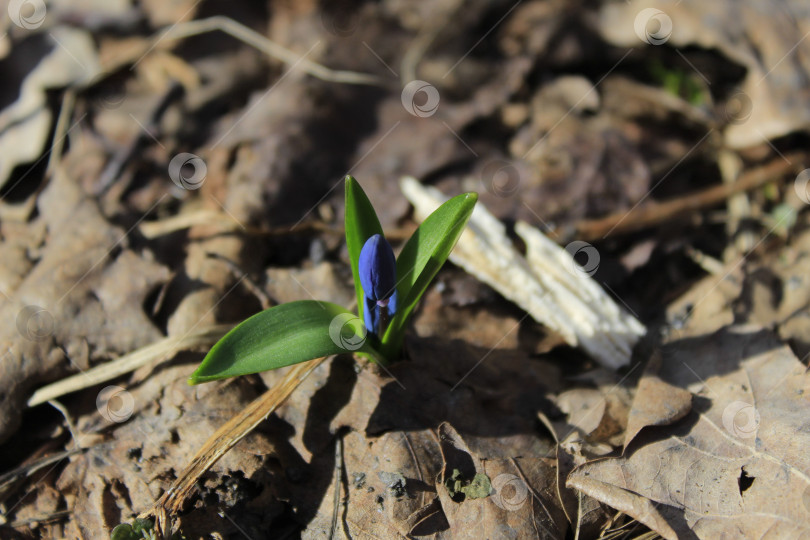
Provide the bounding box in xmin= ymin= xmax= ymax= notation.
xmin=190 ymin=300 xmax=378 ymax=383
xmin=381 ymin=191 xmax=477 ymax=357
xmin=344 ymin=175 xmax=384 ymax=321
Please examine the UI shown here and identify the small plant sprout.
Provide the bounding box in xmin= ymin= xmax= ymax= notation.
xmin=189 ymin=176 xmax=477 ymax=383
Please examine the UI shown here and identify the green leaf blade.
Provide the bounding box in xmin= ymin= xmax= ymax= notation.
xmin=381 ymin=191 xmax=478 ymax=356
xmin=190 ymin=300 xmax=375 ymax=384
xmin=344 ymin=175 xmax=384 ymax=320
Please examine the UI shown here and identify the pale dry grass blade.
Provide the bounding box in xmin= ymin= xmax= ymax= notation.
xmin=141 ymin=16 xmax=383 ymax=86
xmin=27 ymin=325 xmax=232 ymax=407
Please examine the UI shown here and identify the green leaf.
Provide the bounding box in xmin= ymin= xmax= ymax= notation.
xmin=110 ymin=524 xmax=138 ymax=540
xmin=110 ymin=519 xmax=157 ymax=540
xmin=190 ymin=300 xmax=379 ymax=384
xmin=381 ymin=191 xmax=477 ymax=357
xmin=344 ymin=175 xmax=384 ymax=321
xmin=443 ymin=469 xmax=492 ymax=500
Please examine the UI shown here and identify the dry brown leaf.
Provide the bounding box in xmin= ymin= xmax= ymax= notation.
xmin=412 ymin=284 xmax=525 ymax=350
xmin=27 ymin=325 xmax=231 ymax=407
xmin=35 ymin=365 xmax=277 ymax=538
xmin=436 ymin=423 xmax=567 ymax=540
xmin=555 ymin=389 xmax=606 ymax=440
xmin=302 ymin=421 xmax=567 ymax=539
xmin=599 ymin=0 xmax=810 ymax=149
xmin=566 ymin=473 xmax=681 ymax=540
xmin=0 ymin=168 xmax=168 ymax=443
xmin=348 ymin=54 xmax=532 ymax=229
xmin=624 ymin=350 xmax=692 ymax=449
xmin=507 ymin=73 xmax=652 ymax=227
xmin=258 ymin=335 xmax=565 ymax=538
xmin=264 ymin=262 xmax=354 ymax=308
xmin=552 ymin=368 xmax=636 ymax=449
xmin=301 ymin=429 xmax=443 ymax=539
xmin=667 ymin=264 xmax=743 ymax=338
xmin=555 ymin=442 xmax=609 ymax=540
xmin=668 ymin=227 xmax=810 ymax=348
xmin=0 ymin=28 xmax=100 ymax=189
xmin=568 ymin=325 xmax=810 ymax=538
xmin=334 ymin=337 xmax=562 ymax=441
xmin=147 ymin=358 xmax=326 ymax=536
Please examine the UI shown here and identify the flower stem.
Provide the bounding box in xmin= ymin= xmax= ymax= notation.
xmin=378 ymin=304 xmax=390 ymax=339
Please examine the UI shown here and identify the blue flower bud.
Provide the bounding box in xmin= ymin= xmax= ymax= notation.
xmin=358 ymin=234 xmax=396 ymax=302
xmin=358 ymin=234 xmax=397 ymax=337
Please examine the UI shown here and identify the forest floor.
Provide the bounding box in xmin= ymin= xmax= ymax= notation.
xmin=1 ymin=0 xmax=810 ymax=538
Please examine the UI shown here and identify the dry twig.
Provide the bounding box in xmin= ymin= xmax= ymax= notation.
xmin=572 ymin=154 xmax=804 ymax=241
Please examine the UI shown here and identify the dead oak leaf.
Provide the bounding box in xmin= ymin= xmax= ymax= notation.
xmin=568 ymin=325 xmax=810 ymax=539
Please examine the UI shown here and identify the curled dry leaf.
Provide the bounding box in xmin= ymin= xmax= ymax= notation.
xmin=568 ymin=325 xmax=810 ymax=539
xmin=554 ymin=386 xmax=632 ymax=448
xmin=0 ymin=28 xmax=100 ymax=189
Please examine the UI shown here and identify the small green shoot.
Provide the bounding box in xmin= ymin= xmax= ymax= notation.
xmin=110 ymin=518 xmax=185 ymax=540
xmin=444 ymin=468 xmax=492 ymax=500
xmin=190 ymin=176 xmax=477 ymax=383
xmin=648 ymin=59 xmax=707 ymax=106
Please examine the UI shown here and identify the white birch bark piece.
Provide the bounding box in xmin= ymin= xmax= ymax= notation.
xmin=400 ymin=176 xmax=646 ymax=369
